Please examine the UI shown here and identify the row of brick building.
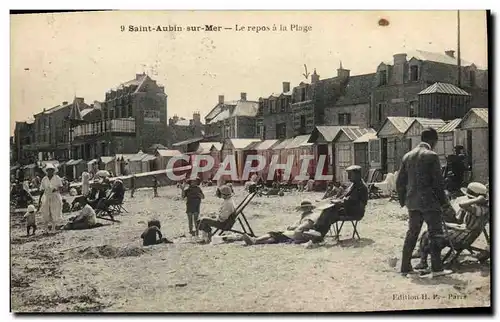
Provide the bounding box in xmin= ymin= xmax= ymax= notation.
xmin=13 ymin=73 xmax=168 ymax=166
xmin=202 ymin=49 xmax=487 ymax=141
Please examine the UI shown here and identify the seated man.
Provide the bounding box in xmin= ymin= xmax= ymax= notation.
xmin=322 ymin=165 xmax=369 ymax=223
xmin=96 ymin=180 xmax=125 ymax=219
xmin=242 ymin=200 xmax=321 ymax=245
xmin=63 ymin=197 xmax=102 ymax=230
xmin=197 ymin=185 xmax=235 ymax=243
xmin=140 ymin=219 xmax=172 ymax=246
xmin=415 ymin=182 xmax=490 ymax=269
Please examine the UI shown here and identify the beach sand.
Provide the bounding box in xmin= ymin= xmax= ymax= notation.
xmin=10 ymin=185 xmax=490 ymax=312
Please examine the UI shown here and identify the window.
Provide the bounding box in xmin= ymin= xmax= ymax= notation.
xmin=300 ymin=87 xmax=306 ymax=101
xmin=262 ymin=126 xmax=266 ymax=139
xmin=280 ymin=99 xmax=287 ymax=113
xmin=276 ymin=123 xmax=286 ymax=139
xmin=379 ymin=70 xmax=387 ymax=86
xmin=469 ymin=70 xmax=476 ymax=87
xmin=369 ymin=140 xmax=381 ymax=163
xmin=410 ymin=65 xmax=419 ymax=81
xmin=258 ymin=102 xmax=264 ymax=116
xmin=377 ymin=103 xmax=383 ymax=123
xmin=409 ymin=101 xmax=417 ymax=117
xmin=270 ymin=100 xmax=276 ymax=114
xmin=128 ymin=104 xmax=133 ymax=117
xmin=300 ymin=115 xmax=306 ymax=134
xmin=338 ymin=113 xmax=351 ymax=125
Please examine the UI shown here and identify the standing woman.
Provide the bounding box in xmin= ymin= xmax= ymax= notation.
xmin=38 ymin=163 xmax=64 ymax=232
xmin=81 ymin=171 xmax=90 ymax=196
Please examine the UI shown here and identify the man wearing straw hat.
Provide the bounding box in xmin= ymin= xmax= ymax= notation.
xmin=38 ymin=163 xmax=64 ymax=232
xmin=396 ymin=128 xmax=452 ymax=278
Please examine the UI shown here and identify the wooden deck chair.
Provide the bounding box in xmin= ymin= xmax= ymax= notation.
xmin=109 ymin=201 xmax=128 ymax=214
xmin=441 ymin=217 xmax=490 ymax=268
xmin=207 ymin=191 xmax=258 ymax=238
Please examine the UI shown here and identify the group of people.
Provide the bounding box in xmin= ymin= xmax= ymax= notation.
xmin=397 ymin=127 xmax=489 ymax=278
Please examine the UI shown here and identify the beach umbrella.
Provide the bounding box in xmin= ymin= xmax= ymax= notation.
xmin=95 ymin=170 xmax=110 ymax=178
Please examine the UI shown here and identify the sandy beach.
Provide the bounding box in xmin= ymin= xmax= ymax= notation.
xmin=10 ymin=185 xmax=490 ymax=312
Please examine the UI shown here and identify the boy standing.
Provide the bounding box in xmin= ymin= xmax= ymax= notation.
xmin=183 ymin=178 xmax=205 ymax=236
xmin=152 ymin=176 xmax=159 ymax=197
xmin=24 ymin=204 xmax=37 ymax=236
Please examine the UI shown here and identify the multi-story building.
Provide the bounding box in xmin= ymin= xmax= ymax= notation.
xmin=257 ymin=82 xmax=294 ymax=140
xmin=370 ymin=49 xmax=488 ymax=130
xmin=290 ymin=67 xmax=353 ymax=136
xmin=204 ymin=92 xmax=259 ymax=139
xmin=324 ymin=68 xmax=376 ymax=128
xmin=70 ymin=73 xmax=168 ymax=158
xmin=13 ymin=120 xmax=36 ymax=164
xmin=167 ymin=112 xmax=204 ymax=147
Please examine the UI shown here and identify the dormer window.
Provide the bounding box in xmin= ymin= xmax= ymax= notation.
xmin=410 ymin=65 xmax=419 ymax=81
xmin=379 ymin=70 xmax=387 ymax=86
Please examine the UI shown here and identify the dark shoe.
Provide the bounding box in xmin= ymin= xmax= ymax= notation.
xmin=414 ymin=262 xmax=429 ymax=271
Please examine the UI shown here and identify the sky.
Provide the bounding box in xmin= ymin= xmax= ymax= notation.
xmin=10 ymin=10 xmax=488 ymax=134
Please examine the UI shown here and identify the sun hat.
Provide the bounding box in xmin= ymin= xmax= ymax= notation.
xmin=461 ymin=182 xmax=488 ymax=199
xmin=297 ymin=200 xmax=315 ymax=211
xmin=346 ymin=165 xmax=362 ymax=172
xmin=27 ymin=204 xmax=36 ymax=213
xmin=43 ymin=163 xmax=58 ymax=173
xmin=219 ymin=185 xmax=232 ymax=197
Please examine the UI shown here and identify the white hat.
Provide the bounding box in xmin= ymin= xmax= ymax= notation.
xmin=27 ymin=204 xmax=36 ymax=213
xmin=43 ymin=163 xmax=58 ymax=173
xmin=461 ymin=182 xmax=488 ymax=199
xmin=219 ymin=185 xmax=232 ymax=197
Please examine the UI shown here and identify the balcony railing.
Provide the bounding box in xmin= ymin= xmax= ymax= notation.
xmin=73 ymin=119 xmax=136 ymax=137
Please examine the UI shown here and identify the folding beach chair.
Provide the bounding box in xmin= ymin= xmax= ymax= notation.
xmin=366 ymin=169 xmax=383 ymax=199
xmin=331 ymin=215 xmax=363 ymax=240
xmin=207 ymin=191 xmax=258 ymax=238
xmin=109 ymin=201 xmax=128 ymax=214
xmin=441 ymin=215 xmax=490 ymax=268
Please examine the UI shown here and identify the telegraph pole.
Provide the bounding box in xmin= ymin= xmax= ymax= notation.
xmin=457 ymin=10 xmax=462 ymax=87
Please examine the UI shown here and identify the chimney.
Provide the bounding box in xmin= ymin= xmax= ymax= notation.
xmin=392 ymin=54 xmax=407 ymax=85
xmin=311 ymin=69 xmax=320 ymax=83
xmin=240 ymin=92 xmax=247 ymax=101
xmin=218 ymin=95 xmax=224 ymax=104
xmin=445 ymin=50 xmax=455 ymax=58
xmin=337 ymin=61 xmax=350 ymax=78
xmin=193 ymin=111 xmax=201 ymax=124
xmin=172 ymin=115 xmax=179 ymax=124
xmin=62 ymin=101 xmax=68 ymax=105
xmin=282 ymin=82 xmax=291 ymax=93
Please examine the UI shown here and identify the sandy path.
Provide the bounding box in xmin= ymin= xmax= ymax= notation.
xmin=10 ymin=185 xmax=490 ymax=312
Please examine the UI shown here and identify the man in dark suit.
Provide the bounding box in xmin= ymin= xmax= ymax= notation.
xmin=396 ymin=128 xmax=453 ymax=278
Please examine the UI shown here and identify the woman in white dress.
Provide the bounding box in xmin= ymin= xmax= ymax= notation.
xmin=39 ymin=163 xmax=64 ymax=232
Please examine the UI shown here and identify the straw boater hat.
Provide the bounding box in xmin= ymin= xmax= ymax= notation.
xmin=461 ymin=182 xmax=488 ymax=199
xmin=43 ymin=163 xmax=58 ymax=174
xmin=27 ymin=204 xmax=36 ymax=213
xmin=296 ymin=200 xmax=315 ymax=211
xmin=219 ymin=185 xmax=232 ymax=197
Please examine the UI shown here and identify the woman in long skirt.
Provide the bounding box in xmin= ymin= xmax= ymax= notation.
xmin=39 ymin=163 xmax=64 ymax=232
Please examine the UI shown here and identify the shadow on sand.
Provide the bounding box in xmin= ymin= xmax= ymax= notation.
xmin=323 ymin=238 xmax=375 ymax=249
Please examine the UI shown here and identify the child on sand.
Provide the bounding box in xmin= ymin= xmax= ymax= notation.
xmin=62 ymin=199 xmax=71 ymax=213
xmin=183 ymin=178 xmax=205 ymax=236
xmin=140 ymin=219 xmax=172 ymax=246
xmin=24 ymin=204 xmax=37 ymax=236
xmin=152 ymin=176 xmax=159 ymax=197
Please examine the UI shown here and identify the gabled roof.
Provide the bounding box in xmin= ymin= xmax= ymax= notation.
xmin=408 ymin=49 xmax=474 ymax=67
xmin=377 ymin=117 xmax=416 ymax=137
xmin=335 ymin=73 xmax=376 ymax=106
xmin=253 ymin=139 xmax=280 ymax=151
xmin=353 ymin=132 xmax=378 ymax=143
xmin=272 ymin=138 xmax=294 ymax=150
xmin=334 ymin=128 xmax=376 ymax=142
xmin=150 ymin=143 xmax=167 ymax=150
xmin=113 ymin=73 xmax=148 ymax=93
xmin=115 ymin=154 xmax=136 ymax=161
xmin=197 ymin=142 xmax=222 ymax=154
xmin=418 ymin=82 xmax=471 ymax=96
xmin=172 ymin=137 xmax=205 ymax=147
xmin=100 ymin=156 xmax=115 ymax=164
xmin=156 ymin=149 xmax=182 ymax=157
xmin=225 ymin=138 xmax=261 ymax=150
xmin=311 ymin=126 xmax=359 ymax=142
xmin=459 ymin=108 xmax=488 ymax=129
xmin=287 ymin=135 xmax=312 ymax=149
xmin=437 ymin=118 xmax=462 ymax=133
xmin=404 ymin=118 xmax=446 ymax=135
